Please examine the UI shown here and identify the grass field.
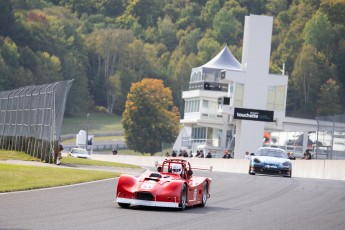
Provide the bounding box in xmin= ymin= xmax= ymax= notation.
xmin=61 ymin=113 xmax=123 ymax=135
xmin=0 ymin=150 xmax=139 ymax=192
xmin=62 ymin=135 xmax=124 ymax=145
xmin=61 ymin=112 xmax=171 ymax=156
xmin=0 ymin=164 xmax=119 ymax=193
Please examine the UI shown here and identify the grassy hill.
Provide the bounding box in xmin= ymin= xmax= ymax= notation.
xmin=61 ymin=113 xmax=123 ymax=135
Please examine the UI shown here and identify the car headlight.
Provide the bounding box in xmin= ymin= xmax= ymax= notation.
xmin=253 ymin=158 xmax=261 ymax=163
xmin=282 ymin=161 xmax=290 ymax=166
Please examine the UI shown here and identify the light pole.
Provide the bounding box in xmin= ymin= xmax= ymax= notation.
xmin=86 ymin=113 xmax=90 ymax=150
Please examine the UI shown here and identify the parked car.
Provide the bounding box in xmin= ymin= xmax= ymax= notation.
xmin=116 ymin=158 xmax=212 ymax=210
xmin=68 ymin=148 xmax=90 ymax=159
xmin=249 ymin=147 xmax=292 ymax=177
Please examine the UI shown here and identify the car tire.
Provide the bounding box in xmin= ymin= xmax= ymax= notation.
xmin=118 ymin=202 xmax=130 ymax=208
xmin=179 ymin=184 xmax=187 ymax=210
xmin=284 ymin=169 xmax=292 ymax=178
xmin=248 ymin=166 xmax=255 ymax=175
xmin=199 ymin=182 xmax=209 ymax=207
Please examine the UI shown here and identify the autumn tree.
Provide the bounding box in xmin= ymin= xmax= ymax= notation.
xmin=122 ymin=78 xmax=180 ymax=156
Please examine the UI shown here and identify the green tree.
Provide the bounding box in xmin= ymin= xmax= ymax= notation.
xmin=179 ymin=28 xmax=202 ymax=54
xmin=238 ymin=0 xmax=267 ymax=15
xmin=0 ymin=55 xmax=11 ymax=90
xmin=212 ymin=8 xmax=241 ymax=45
xmin=122 ymin=78 xmax=180 ymax=156
xmin=132 ymin=0 xmax=164 ymax=27
xmin=115 ymin=0 xmax=138 ymax=29
xmin=303 ymin=11 xmax=334 ymax=53
xmin=200 ymin=0 xmax=220 ymax=29
xmin=266 ymin=0 xmax=289 ymax=15
xmin=167 ymin=48 xmax=198 ymax=111
xmin=197 ymin=32 xmax=221 ymax=64
xmin=86 ymin=29 xmax=134 ymax=114
xmin=320 ymin=0 xmax=345 ymax=25
xmin=62 ymin=52 xmax=91 ymax=116
xmin=0 ymin=0 xmax=16 ymax=37
xmin=157 ymin=16 xmax=178 ymax=52
xmin=35 ymin=51 xmax=63 ymax=83
xmin=175 ymin=2 xmax=201 ymax=30
xmin=290 ymin=45 xmax=320 ymax=117
xmin=0 ymin=37 xmax=20 ymax=68
xmin=317 ymin=79 xmax=342 ymax=116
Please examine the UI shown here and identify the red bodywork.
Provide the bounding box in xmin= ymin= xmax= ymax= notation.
xmin=116 ymin=159 xmax=211 ymax=209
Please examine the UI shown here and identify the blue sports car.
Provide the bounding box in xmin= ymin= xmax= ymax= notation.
xmin=249 ymin=147 xmax=292 ymax=177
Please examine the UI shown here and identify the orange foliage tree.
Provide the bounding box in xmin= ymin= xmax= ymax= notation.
xmin=122 ymin=78 xmax=180 ymax=155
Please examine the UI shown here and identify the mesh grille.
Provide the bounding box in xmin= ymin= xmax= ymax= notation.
xmin=135 ymin=192 xmax=154 ymax=201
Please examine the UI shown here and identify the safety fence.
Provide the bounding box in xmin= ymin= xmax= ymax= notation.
xmin=0 ymin=80 xmax=73 ymax=163
xmin=315 ymin=115 xmax=345 ymax=159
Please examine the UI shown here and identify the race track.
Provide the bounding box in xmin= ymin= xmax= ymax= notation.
xmin=1 ymin=170 xmax=345 ymax=230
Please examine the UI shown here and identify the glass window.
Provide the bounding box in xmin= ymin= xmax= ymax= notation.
xmin=234 ymin=84 xmax=244 ymax=107
xmin=218 ymin=129 xmax=223 ymax=147
xmin=184 ymin=98 xmax=200 ymax=113
xmin=203 ymin=100 xmax=209 ymax=108
xmin=197 ymin=71 xmax=202 ymax=81
xmin=267 ymin=86 xmax=285 ymax=111
xmin=192 ymin=127 xmax=206 ymax=140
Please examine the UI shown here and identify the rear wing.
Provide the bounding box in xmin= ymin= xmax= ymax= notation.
xmin=155 ymin=159 xmax=213 ymax=172
xmin=191 ymin=166 xmax=213 ymax=172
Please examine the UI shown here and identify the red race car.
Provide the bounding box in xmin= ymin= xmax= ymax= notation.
xmin=115 ymin=158 xmax=212 ymax=210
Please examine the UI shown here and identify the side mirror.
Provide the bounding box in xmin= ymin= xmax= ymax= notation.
xmin=157 ymin=166 xmax=162 ymax=172
xmin=187 ymin=170 xmax=193 ymax=176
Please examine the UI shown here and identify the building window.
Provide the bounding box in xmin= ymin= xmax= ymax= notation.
xmin=184 ymin=98 xmax=200 ymax=113
xmin=192 ymin=127 xmax=206 ymax=143
xmin=234 ymin=83 xmax=244 ymax=107
xmin=218 ymin=129 xmax=223 ymax=147
xmin=267 ymin=86 xmax=285 ymax=111
xmin=190 ymin=70 xmax=202 ymax=82
xmin=203 ymin=100 xmax=209 ymax=108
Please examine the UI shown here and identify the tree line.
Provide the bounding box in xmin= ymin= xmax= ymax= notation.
xmin=0 ymin=0 xmax=344 ymax=119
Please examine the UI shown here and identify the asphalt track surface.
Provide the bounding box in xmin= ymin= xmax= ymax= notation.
xmin=1 ymin=170 xmax=345 ymax=230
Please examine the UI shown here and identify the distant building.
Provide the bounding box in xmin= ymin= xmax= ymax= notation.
xmin=173 ymin=14 xmax=345 ymax=159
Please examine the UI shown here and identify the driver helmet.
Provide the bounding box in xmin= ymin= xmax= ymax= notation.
xmin=171 ymin=164 xmax=182 ymax=174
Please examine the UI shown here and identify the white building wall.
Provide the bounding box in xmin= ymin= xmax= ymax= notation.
xmin=233 ymin=15 xmax=275 ymax=158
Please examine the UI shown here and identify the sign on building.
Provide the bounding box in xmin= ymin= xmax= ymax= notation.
xmin=234 ymin=108 xmax=274 ymax=122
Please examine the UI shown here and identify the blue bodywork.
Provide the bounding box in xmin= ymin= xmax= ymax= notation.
xmin=249 ymin=147 xmax=292 ymax=177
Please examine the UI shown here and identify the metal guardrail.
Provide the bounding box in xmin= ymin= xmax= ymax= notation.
xmin=64 ymin=143 xmax=127 ymax=152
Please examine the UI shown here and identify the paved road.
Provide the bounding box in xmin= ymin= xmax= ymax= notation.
xmin=1 ymin=170 xmax=345 ymax=230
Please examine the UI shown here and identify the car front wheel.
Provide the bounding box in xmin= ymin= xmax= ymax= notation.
xmin=179 ymin=184 xmax=187 ymax=210
xmin=248 ymin=166 xmax=255 ymax=175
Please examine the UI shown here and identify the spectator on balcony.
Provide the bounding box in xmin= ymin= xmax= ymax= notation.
xmin=244 ymin=151 xmax=250 ymax=160
xmin=222 ymin=150 xmax=232 ymax=159
xmin=189 ymin=151 xmax=193 ymax=158
xmin=287 ymin=152 xmax=296 ymax=160
xmin=302 ymin=149 xmax=312 ymax=160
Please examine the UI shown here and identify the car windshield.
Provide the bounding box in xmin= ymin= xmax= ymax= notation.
xmin=73 ymin=149 xmax=88 ymax=154
xmin=256 ymin=149 xmax=287 ymax=158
